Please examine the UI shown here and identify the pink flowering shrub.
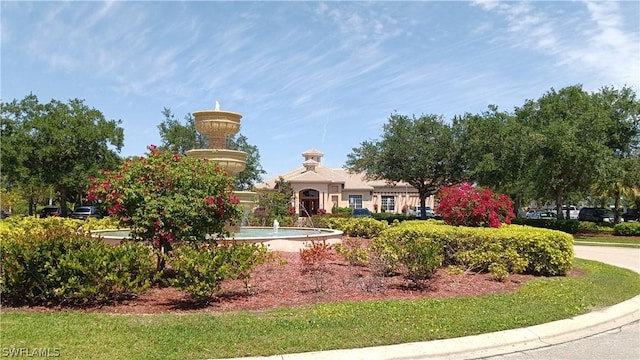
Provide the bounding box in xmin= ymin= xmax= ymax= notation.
xmin=87 ymin=145 xmax=242 ymax=257
xmin=436 ymin=182 xmax=515 ymax=228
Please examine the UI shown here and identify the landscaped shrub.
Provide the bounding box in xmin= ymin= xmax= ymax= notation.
xmin=221 ymin=241 xmax=275 ymax=291
xmin=0 ymin=225 xmax=154 ymax=306
xmin=437 ymin=182 xmax=515 ymax=228
xmin=614 ymin=222 xmax=640 ymax=236
xmin=397 ymin=234 xmax=443 ymax=288
xmin=371 ymin=224 xmax=445 ymax=284
xmin=577 ymin=221 xmax=599 ymax=233
xmin=169 ymin=242 xmax=272 ymax=301
xmin=324 ymin=217 xmax=388 ymax=238
xmin=450 ymin=225 xmax=573 ymax=276
xmin=375 ymin=221 xmax=573 ymax=279
xmin=372 ymin=212 xmax=408 ymax=224
xmin=334 ymin=237 xmax=370 ymax=267
xmin=88 ymin=145 xmax=242 ymax=270
xmin=331 ymin=206 xmax=353 ymax=216
xmin=511 ymin=218 xmax=580 ymax=234
xmin=299 ymin=240 xmax=333 ymax=292
xmin=577 ymin=221 xmax=614 ymax=234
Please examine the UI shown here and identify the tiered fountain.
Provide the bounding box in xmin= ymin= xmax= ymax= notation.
xmin=185 ymin=101 xmax=257 ymax=227
xmin=96 ymin=102 xmax=343 ymax=251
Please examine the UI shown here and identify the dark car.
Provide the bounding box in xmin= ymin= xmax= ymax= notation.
xmin=70 ymin=206 xmax=103 ymax=220
xmin=352 ymin=208 xmax=372 ymax=218
xmin=622 ymin=209 xmax=639 ymax=222
xmin=39 ymin=206 xmax=70 ymax=218
xmin=578 ymin=207 xmax=615 ymax=223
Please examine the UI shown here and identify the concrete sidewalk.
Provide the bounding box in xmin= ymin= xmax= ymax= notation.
xmin=216 ymin=246 xmax=640 ymax=360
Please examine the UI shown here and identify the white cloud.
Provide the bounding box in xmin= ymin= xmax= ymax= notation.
xmin=472 ymin=0 xmax=639 ymax=88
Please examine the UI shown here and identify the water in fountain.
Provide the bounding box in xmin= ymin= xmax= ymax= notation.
xmin=273 ymin=219 xmax=279 ymax=233
xmin=240 ymin=210 xmax=250 ymax=227
xmin=299 ymin=202 xmax=320 ymax=232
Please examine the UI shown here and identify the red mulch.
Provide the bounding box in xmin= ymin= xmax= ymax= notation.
xmin=3 ymin=250 xmax=563 ymax=315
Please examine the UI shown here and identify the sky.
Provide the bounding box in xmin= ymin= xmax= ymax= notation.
xmin=2 ymin=0 xmax=639 ymax=180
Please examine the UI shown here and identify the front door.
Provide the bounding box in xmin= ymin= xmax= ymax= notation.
xmin=299 ymin=189 xmax=319 ymax=217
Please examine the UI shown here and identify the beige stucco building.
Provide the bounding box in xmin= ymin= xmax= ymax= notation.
xmin=255 ymin=149 xmax=434 ymax=216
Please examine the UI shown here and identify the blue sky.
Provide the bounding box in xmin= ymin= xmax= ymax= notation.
xmin=2 ymin=1 xmax=639 ymax=180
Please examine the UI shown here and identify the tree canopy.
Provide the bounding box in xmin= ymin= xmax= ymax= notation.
xmin=345 ymin=85 xmax=639 ymax=219
xmin=345 ymin=113 xmax=462 ymax=219
xmin=157 ymin=108 xmax=265 ymax=191
xmin=453 ymin=105 xmax=532 ymax=211
xmin=1 ymin=94 xmax=124 ymax=215
xmin=513 ymin=85 xmax=639 ymax=218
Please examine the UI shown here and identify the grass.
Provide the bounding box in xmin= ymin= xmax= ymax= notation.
xmin=574 ymin=235 xmax=640 ymax=248
xmin=1 ymin=258 xmax=639 ymax=360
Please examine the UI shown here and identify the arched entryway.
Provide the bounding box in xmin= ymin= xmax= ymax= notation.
xmin=299 ymin=189 xmax=319 ymax=217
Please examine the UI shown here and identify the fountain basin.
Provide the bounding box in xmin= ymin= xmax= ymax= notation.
xmin=184 ymin=149 xmax=248 ymax=174
xmin=193 ymin=110 xmax=242 ymax=136
xmin=93 ymin=227 xmax=343 ymax=252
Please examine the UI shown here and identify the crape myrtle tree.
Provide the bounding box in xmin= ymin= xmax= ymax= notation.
xmin=157 ymin=107 xmax=265 ymax=191
xmin=87 ymin=145 xmax=242 ymax=271
xmin=0 ymin=94 xmax=123 ymax=215
xmin=437 ymin=182 xmax=515 ymax=228
xmin=345 ymin=113 xmax=463 ymax=219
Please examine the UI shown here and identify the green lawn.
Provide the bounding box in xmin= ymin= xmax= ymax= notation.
xmin=2 ymin=258 xmax=639 ymax=360
xmin=574 ymin=235 xmax=640 ymax=248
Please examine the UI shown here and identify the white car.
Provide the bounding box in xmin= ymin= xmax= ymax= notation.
xmin=410 ymin=206 xmax=435 ymax=217
xmin=552 ymin=206 xmax=579 ymax=220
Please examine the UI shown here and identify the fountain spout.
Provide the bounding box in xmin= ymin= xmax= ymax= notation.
xmin=273 ymin=219 xmax=279 ymax=233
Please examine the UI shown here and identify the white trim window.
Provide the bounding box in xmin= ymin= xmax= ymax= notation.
xmin=381 ymin=195 xmax=395 ymax=212
xmin=348 ymin=195 xmax=363 ymax=209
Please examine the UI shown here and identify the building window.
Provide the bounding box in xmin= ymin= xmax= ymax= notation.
xmin=302 ymin=190 xmax=319 ymax=197
xmin=381 ymin=195 xmax=395 ymax=212
xmin=348 ymin=195 xmax=363 ymax=209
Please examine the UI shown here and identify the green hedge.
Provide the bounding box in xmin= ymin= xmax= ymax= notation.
xmin=614 ymin=222 xmax=640 ymax=236
xmin=0 ymin=225 xmax=154 ymax=306
xmin=511 ymin=218 xmax=580 ymax=234
xmin=0 ymin=216 xmax=121 ymax=241
xmin=373 ymin=222 xmax=573 ymax=279
xmin=319 ymin=216 xmax=389 ymax=238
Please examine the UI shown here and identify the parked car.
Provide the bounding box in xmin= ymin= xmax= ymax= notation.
xmin=70 ymin=206 xmax=103 ymax=220
xmin=552 ymin=205 xmax=580 ymax=220
xmin=409 ymin=206 xmax=435 ymax=217
xmin=622 ymin=209 xmax=639 ymax=222
xmin=525 ymin=210 xmax=556 ymax=219
xmin=352 ymin=208 xmax=372 ymax=218
xmin=578 ymin=207 xmax=615 ymax=223
xmin=39 ymin=206 xmax=70 ymax=218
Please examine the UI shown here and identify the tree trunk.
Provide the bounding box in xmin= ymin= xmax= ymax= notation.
xmin=555 ymin=192 xmax=564 ymax=220
xmin=58 ymin=186 xmax=69 ymax=216
xmin=613 ymin=190 xmax=621 ymax=223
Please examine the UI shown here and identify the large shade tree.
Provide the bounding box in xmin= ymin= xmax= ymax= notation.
xmin=1 ymin=94 xmax=124 ymax=215
xmin=157 ymin=108 xmax=265 ymax=191
xmin=453 ymin=105 xmax=533 ymax=214
xmin=513 ymin=85 xmax=640 ymax=219
xmin=345 ymin=113 xmax=463 ymax=219
xmin=591 ymin=86 xmax=640 ymax=220
xmin=515 ymin=85 xmax=610 ymax=219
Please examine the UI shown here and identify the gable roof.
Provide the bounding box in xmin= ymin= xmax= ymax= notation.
xmin=255 ymin=149 xmax=413 ymax=191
